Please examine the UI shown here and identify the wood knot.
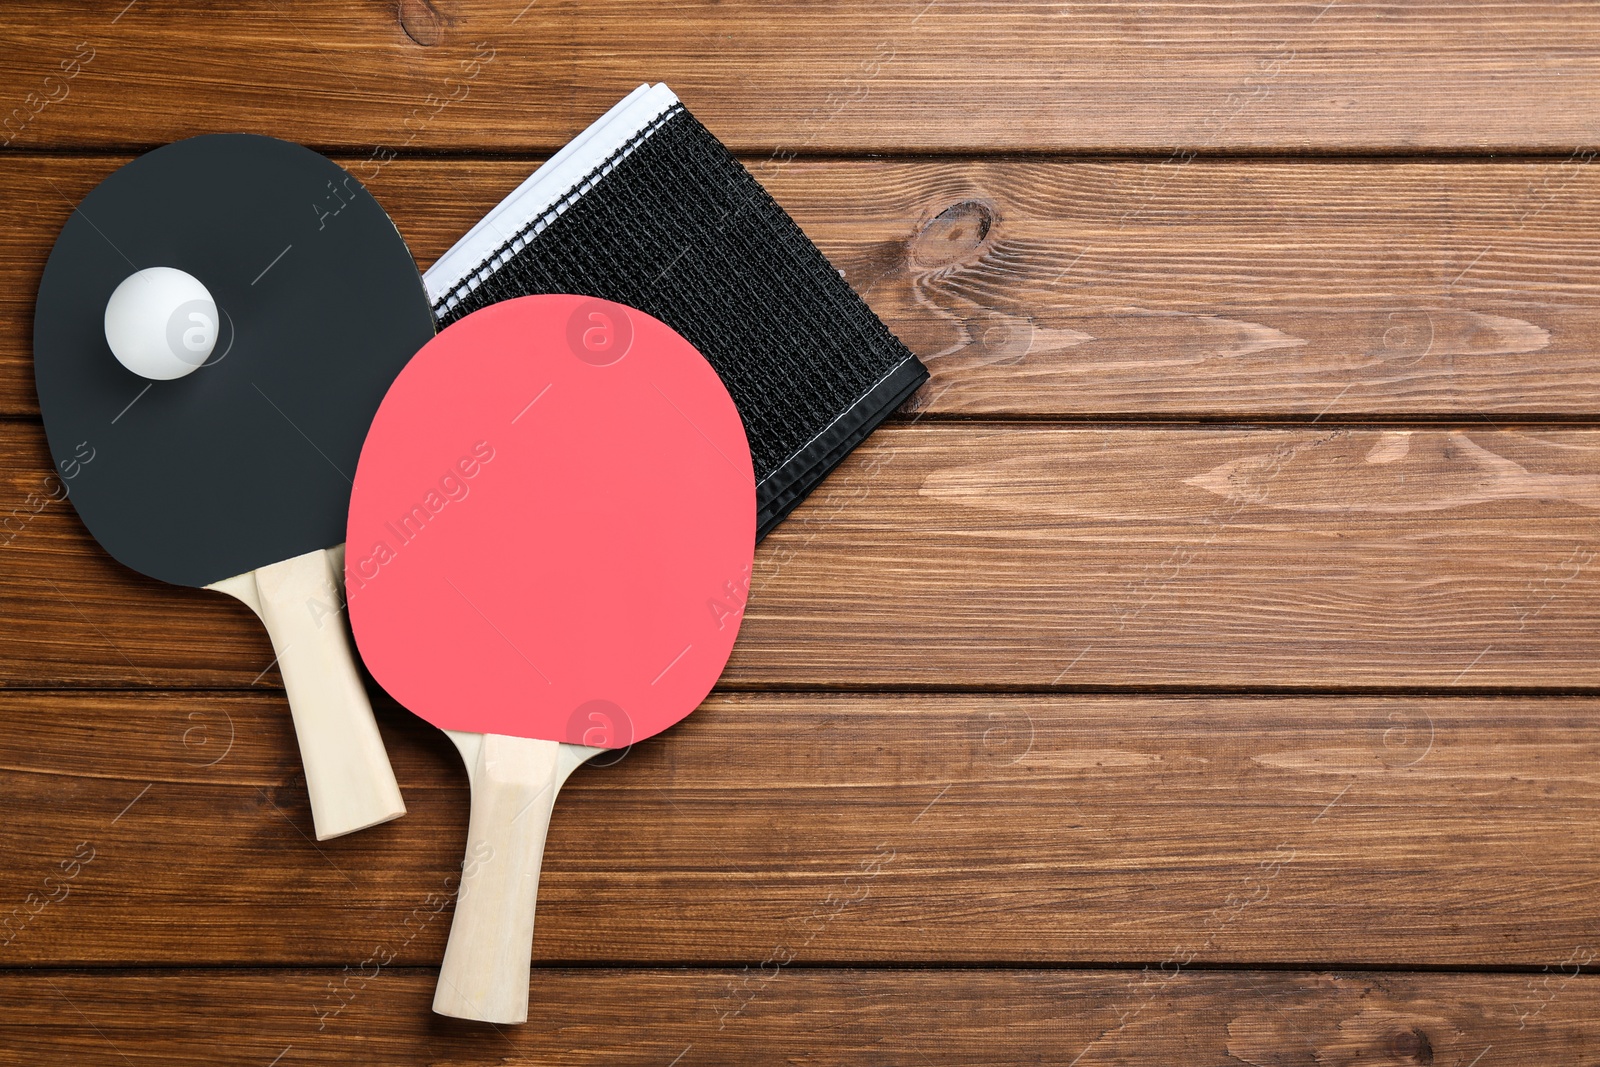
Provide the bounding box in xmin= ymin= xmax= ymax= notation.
xmin=1387 ymin=1026 xmax=1434 ymax=1064
xmin=909 ymin=199 xmax=994 ymax=269
xmin=398 ymin=0 xmax=446 ymax=45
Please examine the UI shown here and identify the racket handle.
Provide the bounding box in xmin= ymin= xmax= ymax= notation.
xmin=434 ymin=733 xmax=563 ymax=1024
xmin=211 ymin=546 xmax=406 ymax=840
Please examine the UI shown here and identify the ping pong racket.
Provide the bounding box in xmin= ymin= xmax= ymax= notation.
xmin=346 ymin=294 xmax=754 ymax=1023
xmin=34 ymin=134 xmax=434 ymax=839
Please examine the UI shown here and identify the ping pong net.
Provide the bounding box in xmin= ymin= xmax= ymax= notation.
xmin=423 ymin=83 xmax=928 ymax=540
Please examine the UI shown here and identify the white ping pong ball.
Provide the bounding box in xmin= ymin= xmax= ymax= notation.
xmin=103 ymin=266 xmax=218 ymax=380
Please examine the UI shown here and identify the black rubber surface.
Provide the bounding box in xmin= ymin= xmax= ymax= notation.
xmin=34 ymin=134 xmax=434 ymax=588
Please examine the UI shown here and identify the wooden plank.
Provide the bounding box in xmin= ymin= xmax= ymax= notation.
xmin=740 ymin=425 xmax=1600 ymax=690
xmin=6 ymin=156 xmax=1600 ymax=418
xmin=4 ymin=1 xmax=1600 ymax=152
xmin=4 ymin=690 xmax=1599 ymax=967
xmin=4 ymin=422 xmax=1598 ymax=689
xmin=1 ymin=968 xmax=1594 ymax=1064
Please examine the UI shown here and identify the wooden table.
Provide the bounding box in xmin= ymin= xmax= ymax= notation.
xmin=4 ymin=2 xmax=1600 ymax=1062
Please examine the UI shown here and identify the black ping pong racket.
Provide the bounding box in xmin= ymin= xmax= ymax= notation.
xmin=33 ymin=134 xmax=434 ymax=839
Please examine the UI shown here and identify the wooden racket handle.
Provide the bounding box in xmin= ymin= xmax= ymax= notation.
xmin=211 ymin=546 xmax=406 ymax=840
xmin=434 ymin=733 xmax=563 ymax=1024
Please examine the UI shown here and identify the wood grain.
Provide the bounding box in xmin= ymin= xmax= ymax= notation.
xmin=7 ymin=156 xmax=1600 ymax=418
xmin=5 ymin=421 xmax=1598 ymax=689
xmin=4 ymin=1 xmax=1600 ymax=152
xmin=2 ymin=968 xmax=1593 ymax=1065
xmin=4 ymin=3 xmax=1599 ymax=1055
xmin=4 ymin=690 xmax=1599 ymax=967
xmin=741 ymin=424 xmax=1600 ymax=689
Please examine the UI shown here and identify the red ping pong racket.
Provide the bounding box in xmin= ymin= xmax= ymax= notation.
xmin=34 ymin=135 xmax=432 ymax=839
xmin=346 ymin=294 xmax=754 ymax=1023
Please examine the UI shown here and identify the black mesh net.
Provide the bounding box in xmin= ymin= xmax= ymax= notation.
xmin=433 ymin=104 xmax=928 ymax=538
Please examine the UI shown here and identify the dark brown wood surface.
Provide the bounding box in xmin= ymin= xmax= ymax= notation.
xmin=6 ymin=422 xmax=1599 ymax=689
xmin=4 ymin=1 xmax=1600 ymax=152
xmin=5 ymin=970 xmax=1593 ymax=1065
xmin=5 ymin=690 xmax=1600 ymax=968
xmin=6 ymin=156 xmax=1600 ymax=418
xmin=3 ymin=1 xmax=1600 ymax=1064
